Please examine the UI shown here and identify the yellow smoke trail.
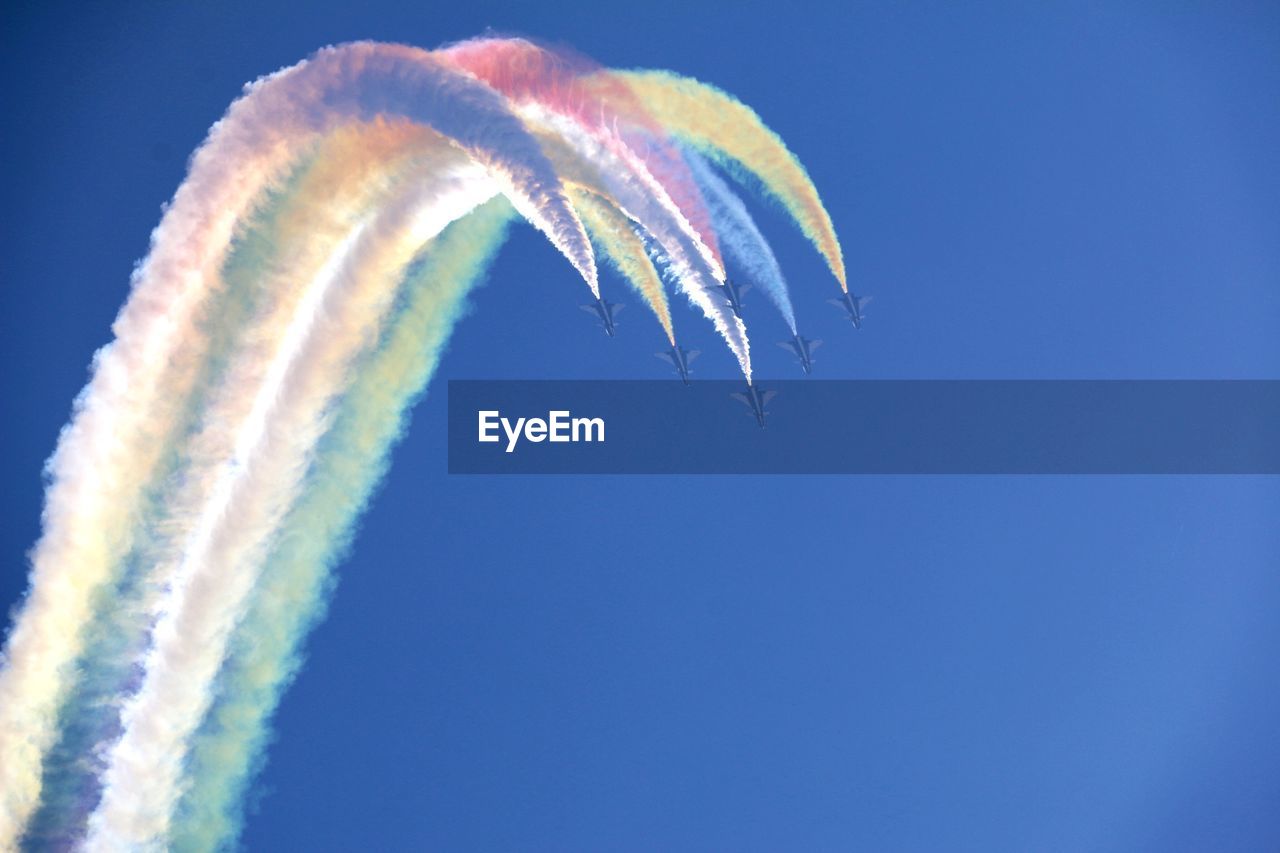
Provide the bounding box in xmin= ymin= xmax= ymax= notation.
xmin=609 ymin=70 xmax=847 ymax=291
xmin=86 ymin=133 xmax=497 ymax=848
xmin=571 ymin=187 xmax=675 ymax=344
xmin=172 ymin=197 xmax=516 ymax=852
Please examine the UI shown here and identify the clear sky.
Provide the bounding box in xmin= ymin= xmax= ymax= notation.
xmin=2 ymin=1 xmax=1278 ymax=849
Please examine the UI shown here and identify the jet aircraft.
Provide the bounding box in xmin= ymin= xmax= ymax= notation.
xmin=730 ymin=384 xmax=776 ymax=428
xmin=778 ymin=334 xmax=822 ymax=375
xmin=655 ymin=345 xmax=700 ymax=384
xmin=721 ymin=279 xmax=751 ymax=318
xmin=829 ymin=292 xmax=871 ymax=329
xmin=580 ymin=297 xmax=623 ymax=336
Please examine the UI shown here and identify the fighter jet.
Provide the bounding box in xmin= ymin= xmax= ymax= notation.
xmin=579 ymin=297 xmax=623 ymax=337
xmin=777 ymin=334 xmax=822 ymax=375
xmin=720 ymin=279 xmax=751 ymax=318
xmin=829 ymin=292 xmax=871 ymax=329
xmin=655 ymin=345 xmax=700 ymax=385
xmin=730 ymin=384 xmax=776 ymax=429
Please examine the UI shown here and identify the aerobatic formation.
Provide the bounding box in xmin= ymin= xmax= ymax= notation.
xmin=0 ymin=37 xmax=853 ymax=850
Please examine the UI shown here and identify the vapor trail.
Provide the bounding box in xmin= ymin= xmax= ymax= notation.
xmin=20 ymin=122 xmax=451 ymax=850
xmin=438 ymin=37 xmax=724 ymax=273
xmin=572 ymin=187 xmax=675 ymax=344
xmin=0 ymin=38 xmax=848 ymax=847
xmin=526 ymin=104 xmax=751 ymax=378
xmin=0 ymin=70 xmax=316 ymax=853
xmin=85 ymin=152 xmax=498 ymax=850
xmin=531 ymin=125 xmax=674 ymax=342
xmin=684 ymin=150 xmax=797 ymax=334
xmin=0 ymin=43 xmax=602 ymax=844
xmin=170 ymin=198 xmax=516 ymax=852
xmin=611 ymin=70 xmax=847 ymax=291
xmin=268 ymin=42 xmax=597 ymax=292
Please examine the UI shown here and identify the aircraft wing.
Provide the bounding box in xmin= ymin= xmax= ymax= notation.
xmin=761 ymin=390 xmax=778 ymax=405
xmin=686 ymin=350 xmax=701 ymax=363
xmin=729 ymin=392 xmax=751 ymax=407
xmin=579 ymin=304 xmax=600 ymax=316
xmin=654 ymin=351 xmax=675 ymax=365
xmin=809 ymin=339 xmax=824 ymax=352
xmin=776 ymin=341 xmax=799 ymax=355
xmin=828 ymin=297 xmax=847 ymax=308
xmin=611 ymin=303 xmax=625 ymax=315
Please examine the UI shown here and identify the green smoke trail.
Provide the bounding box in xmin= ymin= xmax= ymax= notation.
xmin=170 ymin=196 xmax=516 ymax=852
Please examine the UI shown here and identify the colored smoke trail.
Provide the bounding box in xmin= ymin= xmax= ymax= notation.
xmin=572 ymin=188 xmax=676 ymax=344
xmin=684 ymin=149 xmax=798 ymax=334
xmin=530 ymin=124 xmax=674 ymax=342
xmin=87 ymin=157 xmax=501 ymax=850
xmin=173 ymin=197 xmax=516 ymax=851
xmin=1 ymin=41 xmax=594 ymax=845
xmin=612 ymin=70 xmax=848 ymax=291
xmin=0 ymin=37 xmax=843 ymax=849
xmin=23 ymin=124 xmax=440 ymax=848
xmin=528 ymin=104 xmax=750 ymax=376
xmin=438 ymin=37 xmax=724 ymax=274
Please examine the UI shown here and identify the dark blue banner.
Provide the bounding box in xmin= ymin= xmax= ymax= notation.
xmin=446 ymin=380 xmax=1280 ymax=474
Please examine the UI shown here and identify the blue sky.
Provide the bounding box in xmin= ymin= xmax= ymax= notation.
xmin=2 ymin=1 xmax=1278 ymax=849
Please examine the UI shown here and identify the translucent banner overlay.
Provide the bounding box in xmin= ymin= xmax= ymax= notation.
xmin=447 ymin=380 xmax=1280 ymax=474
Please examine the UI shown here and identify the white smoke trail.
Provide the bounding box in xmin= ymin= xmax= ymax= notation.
xmin=0 ymin=72 xmax=317 ymax=853
xmin=19 ymin=124 xmax=459 ymax=851
xmin=520 ymin=103 xmax=751 ymax=379
xmin=169 ymin=198 xmax=517 ymax=851
xmin=82 ymin=221 xmax=368 ymax=852
xmin=287 ymin=43 xmax=596 ymax=291
xmin=84 ymin=159 xmax=499 ymax=850
xmin=434 ymin=36 xmax=726 ymax=279
xmin=0 ymin=41 xmax=598 ymax=846
xmin=0 ymin=38 xmax=852 ymax=847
